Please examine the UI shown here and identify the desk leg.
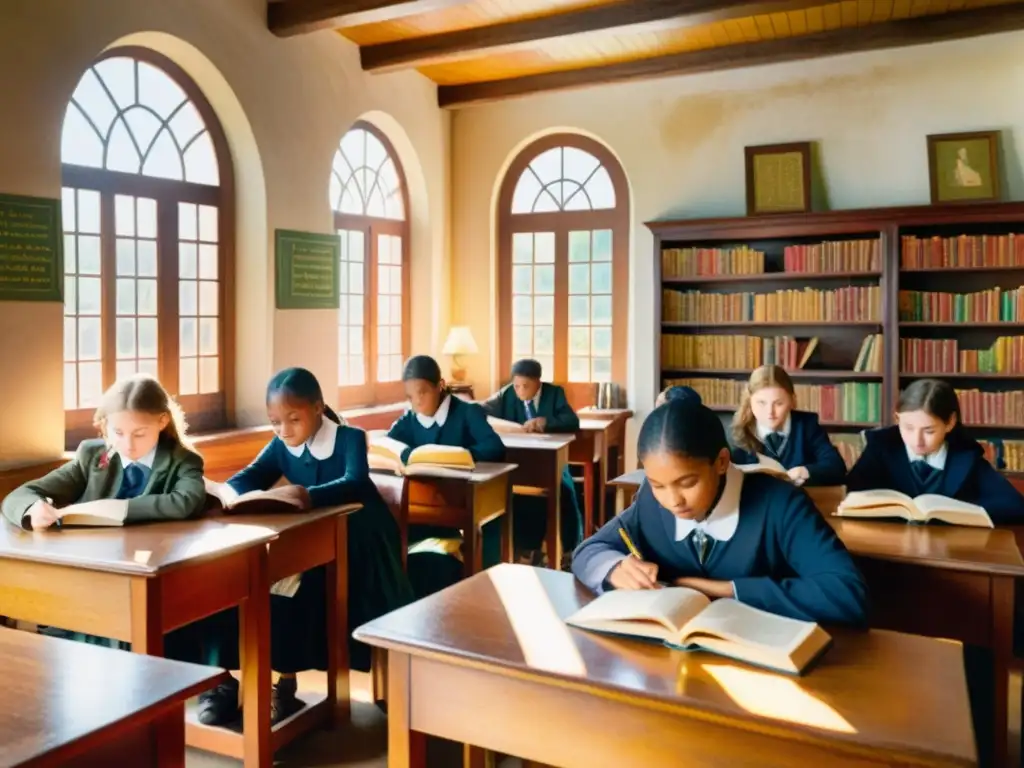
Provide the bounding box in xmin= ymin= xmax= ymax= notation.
xmin=239 ymin=546 xmax=271 ymax=768
xmin=388 ymin=651 xmax=426 ymax=768
xmin=545 ymin=458 xmax=564 ymax=570
xmin=595 ymin=456 xmax=607 ymax=534
xmin=500 ymin=481 xmax=514 ymax=564
xmin=154 ymin=702 xmax=186 ymax=768
xmin=326 ymin=515 xmax=352 ymax=727
xmin=463 ymin=744 xmax=495 ymax=768
xmin=580 ymin=462 xmax=594 ymax=541
xmin=992 ymin=575 xmax=1013 ymax=768
xmin=464 ymin=492 xmax=483 ymax=578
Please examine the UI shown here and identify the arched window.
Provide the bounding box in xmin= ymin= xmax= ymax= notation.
xmin=60 ymin=48 xmax=233 ymax=447
xmin=497 ymin=134 xmax=629 ymax=406
xmin=330 ymin=121 xmax=409 ymax=407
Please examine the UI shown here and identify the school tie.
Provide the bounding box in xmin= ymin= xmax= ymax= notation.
xmin=523 ymin=400 xmax=536 ymax=420
xmin=119 ymin=463 xmax=150 ymax=500
xmin=764 ymin=432 xmax=785 ymax=457
xmin=692 ymin=528 xmax=715 ymax=566
xmin=911 ymin=460 xmax=936 ymax=487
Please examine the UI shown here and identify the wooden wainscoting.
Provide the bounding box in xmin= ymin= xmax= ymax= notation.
xmin=0 ymin=458 xmax=71 ymax=502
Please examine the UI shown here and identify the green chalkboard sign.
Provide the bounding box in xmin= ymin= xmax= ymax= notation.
xmin=275 ymin=229 xmax=340 ymax=309
xmin=0 ymin=193 xmax=62 ymax=302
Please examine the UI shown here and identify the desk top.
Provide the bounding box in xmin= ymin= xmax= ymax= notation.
xmin=501 ymin=434 xmax=575 ymax=451
xmin=608 ymin=468 xmax=645 ymax=487
xmin=0 ymin=505 xmax=356 ymax=576
xmin=372 ymin=463 xmax=518 ymax=484
xmin=578 ymin=407 xmax=634 ymax=421
xmin=577 ymin=418 xmax=614 ymax=433
xmin=355 ymin=564 xmax=975 ymax=767
xmin=2 ymin=626 xmax=225 ymax=766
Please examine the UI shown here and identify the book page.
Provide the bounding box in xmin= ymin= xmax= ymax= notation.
xmin=838 ymin=489 xmax=917 ymax=520
xmin=487 ymin=416 xmax=525 ymax=434
xmin=408 ymin=444 xmax=475 ymax=469
xmin=736 ymin=455 xmax=789 ymax=480
xmin=368 ymin=435 xmax=409 ymax=463
xmin=679 ymin=599 xmax=814 ymax=654
xmin=566 ymin=587 xmax=709 ymax=636
xmin=59 ymin=498 xmax=127 ymax=526
xmin=914 ymin=494 xmax=993 ymax=528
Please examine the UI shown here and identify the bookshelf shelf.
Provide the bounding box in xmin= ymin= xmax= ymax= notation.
xmin=649 ymin=201 xmax=1024 ymax=478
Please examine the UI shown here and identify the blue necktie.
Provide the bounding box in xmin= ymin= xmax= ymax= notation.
xmin=523 ymin=400 xmax=536 ymax=420
xmin=764 ymin=432 xmax=785 ymax=457
xmin=911 ymin=460 xmax=936 ymax=486
xmin=119 ymin=463 xmax=150 ymax=500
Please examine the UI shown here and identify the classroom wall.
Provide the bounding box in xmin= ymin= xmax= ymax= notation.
xmin=450 ymin=30 xmax=1024 ymax=452
xmin=0 ymin=0 xmax=449 ymax=467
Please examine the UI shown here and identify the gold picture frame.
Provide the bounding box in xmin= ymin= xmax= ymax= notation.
xmin=745 ymin=142 xmax=812 ymax=216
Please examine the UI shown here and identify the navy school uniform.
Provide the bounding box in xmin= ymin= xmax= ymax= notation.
xmin=572 ymin=466 xmax=868 ymax=626
xmin=730 ymin=410 xmax=847 ymax=487
xmin=386 ymin=393 xmax=505 ymax=597
xmin=166 ymin=418 xmax=413 ymax=673
xmin=481 ymin=382 xmax=584 ymax=553
xmin=846 ymin=425 xmax=1024 ymax=523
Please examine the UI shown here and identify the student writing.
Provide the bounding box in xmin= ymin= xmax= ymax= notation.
xmin=730 ymin=365 xmax=847 ymax=487
xmin=481 ymin=358 xmax=583 ymax=567
xmin=388 ymin=355 xmax=505 ymax=597
xmin=572 ymin=397 xmax=867 ymax=625
xmin=845 ymin=378 xmax=1024 ymax=522
xmin=169 ymin=368 xmax=413 ymax=727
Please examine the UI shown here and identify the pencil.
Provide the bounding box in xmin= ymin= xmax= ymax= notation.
xmin=618 ymin=527 xmax=643 ymax=560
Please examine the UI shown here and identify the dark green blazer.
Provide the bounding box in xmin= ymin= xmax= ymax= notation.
xmin=482 ymin=383 xmax=580 ymax=433
xmin=2 ymin=437 xmax=206 ymax=529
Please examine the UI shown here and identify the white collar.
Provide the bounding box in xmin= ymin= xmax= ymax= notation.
xmin=675 ymin=465 xmax=743 ymax=542
xmin=906 ymin=442 xmax=948 ymax=471
xmin=756 ymin=414 xmax=791 ymax=441
xmin=284 ymin=416 xmax=339 ymax=460
xmin=118 ymin=446 xmax=156 ymax=469
xmin=416 ymin=393 xmax=452 ymax=429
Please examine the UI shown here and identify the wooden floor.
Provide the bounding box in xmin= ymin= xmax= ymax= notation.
xmin=185 ymin=670 xmax=1023 ymax=767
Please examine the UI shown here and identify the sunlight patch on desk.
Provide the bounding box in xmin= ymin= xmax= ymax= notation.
xmin=488 ymin=567 xmax=587 ymax=676
xmin=703 ymin=663 xmax=856 ymax=734
xmin=181 ymin=524 xmax=275 ymax=557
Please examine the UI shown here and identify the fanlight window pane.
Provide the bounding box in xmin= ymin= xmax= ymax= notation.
xmin=329 ymin=127 xmax=404 ymax=220
xmin=61 ymin=56 xmax=219 ymax=186
xmin=510 ymin=146 xmax=616 ymax=213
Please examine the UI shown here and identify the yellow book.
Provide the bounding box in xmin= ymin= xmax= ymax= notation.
xmin=368 ymin=434 xmax=475 ymax=474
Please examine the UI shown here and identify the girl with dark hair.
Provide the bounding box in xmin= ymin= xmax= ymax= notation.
xmin=571 ymin=398 xmax=867 ymax=625
xmin=655 ymin=385 xmax=703 ymax=408
xmin=846 ymin=378 xmax=1023 ymax=521
xmin=389 ymin=355 xmax=506 ymax=596
xmin=170 ymin=367 xmax=413 ymax=727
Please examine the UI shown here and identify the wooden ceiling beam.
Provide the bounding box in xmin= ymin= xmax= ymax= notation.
xmin=268 ymin=0 xmax=471 ymax=36
xmin=361 ymin=0 xmax=820 ymax=73
xmin=438 ymin=3 xmax=1024 ymax=108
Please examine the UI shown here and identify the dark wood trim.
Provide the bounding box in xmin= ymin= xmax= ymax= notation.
xmin=496 ymin=133 xmax=629 ymax=399
xmin=268 ymin=0 xmax=472 ymax=36
xmin=438 ymin=3 xmax=1024 ymax=108
xmin=360 ymin=0 xmax=819 ymax=73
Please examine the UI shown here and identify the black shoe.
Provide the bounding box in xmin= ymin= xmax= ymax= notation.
xmin=198 ymin=678 xmax=240 ymax=726
xmin=271 ymin=677 xmax=305 ymax=725
xmin=514 ymin=548 xmax=547 ymax=567
xmin=560 ymin=552 xmax=573 ymax=572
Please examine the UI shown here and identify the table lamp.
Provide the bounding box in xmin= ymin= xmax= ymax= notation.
xmin=441 ymin=326 xmax=478 ymax=382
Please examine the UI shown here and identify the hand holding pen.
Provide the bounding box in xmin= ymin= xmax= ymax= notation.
xmin=607 ymin=526 xmax=661 ymax=590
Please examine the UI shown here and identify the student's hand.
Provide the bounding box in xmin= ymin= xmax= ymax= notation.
xmin=787 ymin=466 xmax=810 ymax=486
xmin=27 ymin=500 xmax=61 ymax=530
xmin=674 ymin=577 xmax=735 ymax=599
xmin=608 ymin=557 xmax=660 ymax=590
xmin=524 ymin=418 xmax=547 ymax=433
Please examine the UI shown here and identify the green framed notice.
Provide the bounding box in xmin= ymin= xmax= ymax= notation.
xmin=275 ymin=229 xmax=340 ymax=309
xmin=0 ymin=193 xmax=62 ymax=302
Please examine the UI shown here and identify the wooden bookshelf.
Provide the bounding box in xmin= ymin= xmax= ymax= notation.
xmin=647 ymin=201 xmax=1024 ymax=477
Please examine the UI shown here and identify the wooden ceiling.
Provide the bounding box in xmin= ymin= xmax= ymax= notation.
xmin=268 ymin=0 xmax=1024 ymax=108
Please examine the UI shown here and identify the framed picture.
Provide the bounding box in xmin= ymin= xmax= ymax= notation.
xmin=744 ymin=142 xmax=812 ymax=216
xmin=927 ymin=131 xmax=1001 ymax=204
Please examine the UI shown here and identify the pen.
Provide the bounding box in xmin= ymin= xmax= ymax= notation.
xmin=618 ymin=527 xmax=643 ymax=560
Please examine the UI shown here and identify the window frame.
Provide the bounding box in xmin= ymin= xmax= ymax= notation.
xmin=61 ymin=46 xmax=235 ymax=448
xmin=496 ymin=133 xmax=630 ymax=406
xmin=332 ymin=121 xmax=411 ymax=408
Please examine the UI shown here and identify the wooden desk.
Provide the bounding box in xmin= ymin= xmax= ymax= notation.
xmin=355 ymin=565 xmax=976 ymax=768
xmin=608 ymin=467 xmax=644 ymax=514
xmin=3 ymin=626 xmax=225 ymax=767
xmin=501 ymin=435 xmax=574 ymax=568
xmin=376 ymin=463 xmax=517 ymax=575
xmin=577 ymin=407 xmax=632 ymax=485
xmin=830 ymin=518 xmax=1024 ymax=768
xmin=569 ymin=419 xmax=614 ymax=537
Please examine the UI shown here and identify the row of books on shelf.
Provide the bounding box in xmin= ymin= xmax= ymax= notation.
xmin=898 ymin=287 xmax=1024 ymax=323
xmin=987 ymin=439 xmax=1024 ymax=473
xmin=662 ymin=378 xmax=882 ymax=425
xmin=661 ymin=239 xmax=880 ymax=278
xmin=901 ymin=234 xmax=1024 ymax=270
xmin=661 ymin=333 xmax=883 ymax=373
xmin=955 ymin=389 xmax=1024 ymax=427
xmin=829 ymin=433 xmax=864 ymax=470
xmin=900 ymin=336 xmax=1024 ymax=374
xmin=661 ymin=286 xmax=882 ymax=323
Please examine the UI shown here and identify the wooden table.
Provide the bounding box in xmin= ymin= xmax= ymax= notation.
xmin=568 ymin=419 xmax=614 ymax=537
xmin=608 ymin=467 xmax=644 ymax=513
xmin=0 ymin=505 xmax=356 ymax=768
xmin=378 ymin=462 xmax=517 ymax=575
xmin=501 ymin=434 xmax=574 ymax=568
xmin=355 ymin=564 xmax=976 ymax=768
xmin=830 ymin=518 xmax=1024 ymax=768
xmin=577 ymin=407 xmax=632 ymax=485
xmin=3 ymin=626 xmax=226 ymax=767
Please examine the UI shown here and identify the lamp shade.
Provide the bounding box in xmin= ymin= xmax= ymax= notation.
xmin=441 ymin=326 xmax=479 ymax=356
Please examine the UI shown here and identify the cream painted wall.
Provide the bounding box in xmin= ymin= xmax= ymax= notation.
xmin=0 ymin=0 xmax=449 ymax=466
xmin=450 ymin=31 xmax=1024 ymax=449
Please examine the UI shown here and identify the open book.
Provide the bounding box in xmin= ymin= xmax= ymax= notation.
xmin=566 ymin=588 xmax=831 ymax=675
xmin=735 ymin=454 xmax=790 ymax=481
xmin=837 ymin=489 xmax=993 ymax=528
xmin=367 ymin=435 xmax=475 ymax=474
xmin=204 ymin=481 xmax=309 ymax=515
xmin=486 ymin=416 xmax=525 ymax=434
xmin=54 ymin=499 xmax=130 ymax=527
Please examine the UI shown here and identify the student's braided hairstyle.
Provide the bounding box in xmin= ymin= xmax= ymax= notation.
xmin=638 ymin=398 xmax=728 ymax=463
